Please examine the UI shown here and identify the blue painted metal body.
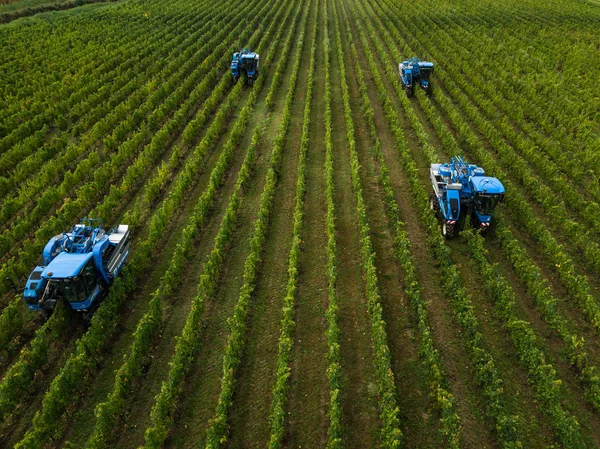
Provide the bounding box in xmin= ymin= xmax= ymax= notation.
xmin=399 ymin=57 xmax=434 ymax=95
xmin=231 ymin=48 xmax=259 ymax=85
xmin=23 ymin=218 xmax=130 ymax=314
xmin=430 ymin=156 xmax=505 ymax=236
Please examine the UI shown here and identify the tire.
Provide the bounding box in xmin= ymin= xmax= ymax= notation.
xmin=248 ymin=77 xmax=254 ymax=87
xmin=442 ymin=221 xmax=455 ymax=239
xmin=472 ymin=212 xmax=490 ymax=237
xmin=82 ymin=303 xmax=99 ymax=326
xmin=429 ymin=194 xmax=440 ymax=217
xmin=404 ymin=85 xmax=413 ymax=97
xmin=232 ymin=75 xmax=239 ymax=85
xmin=40 ymin=310 xmax=51 ymax=323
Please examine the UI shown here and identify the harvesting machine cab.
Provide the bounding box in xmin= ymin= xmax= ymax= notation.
xmin=23 ymin=218 xmax=130 ymax=320
xmin=399 ymin=57 xmax=434 ymax=96
xmin=231 ymin=48 xmax=260 ymax=86
xmin=430 ymin=156 xmax=505 ymax=239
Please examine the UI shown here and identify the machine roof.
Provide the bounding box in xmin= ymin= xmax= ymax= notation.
xmin=471 ymin=176 xmax=505 ymax=195
xmin=42 ymin=252 xmax=93 ymax=279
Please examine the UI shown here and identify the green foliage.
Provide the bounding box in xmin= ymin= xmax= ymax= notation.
xmin=86 ymin=49 xmax=269 ymax=449
xmin=494 ymin=220 xmax=600 ymax=413
xmin=323 ymin=2 xmax=342 ymax=447
xmin=266 ymin=2 xmax=318 ymax=447
xmin=339 ymin=3 xmax=461 ymax=446
xmin=332 ymin=3 xmax=402 ymax=447
xmin=9 ymin=2 xmax=288 ymax=445
xmin=141 ymin=2 xmax=305 ymax=447
xmin=202 ymin=3 xmax=310 ymax=448
xmin=350 ymin=0 xmax=522 ymax=446
xmin=0 ymin=302 xmax=69 ymax=422
xmin=0 ymin=0 xmax=258 ymax=297
xmin=464 ymin=229 xmax=584 ymax=448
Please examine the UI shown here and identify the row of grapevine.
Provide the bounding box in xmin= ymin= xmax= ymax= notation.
xmin=0 ymin=0 xmax=184 ymax=150
xmin=494 ymin=221 xmax=600 ymax=411
xmin=83 ymin=1 xmax=294 ymax=445
xmin=7 ymin=4 xmax=286 ymax=443
xmin=397 ymin=9 xmax=600 ymax=274
xmin=0 ymin=302 xmax=71 ymax=421
xmin=0 ymin=0 xmax=246 ymax=242
xmin=0 ymin=0 xmax=262 ymax=298
xmin=371 ymin=0 xmax=600 ymax=358
xmin=266 ymin=1 xmax=318 ymax=446
xmin=0 ymin=0 xmax=266 ymax=353
xmin=322 ymin=0 xmax=342 ymax=444
xmin=332 ymin=2 xmax=402 ymax=447
xmin=121 ymin=72 xmax=235 ymax=228
xmin=337 ymin=2 xmax=461 ymax=446
xmin=0 ymin=7 xmax=264 ymax=428
xmin=0 ymin=294 xmax=32 ymax=358
xmin=410 ymin=7 xmax=600 ymax=202
xmin=263 ymin=5 xmax=302 ymax=111
xmin=0 ymin=0 xmax=220 ymax=201
xmin=348 ymin=1 xmax=523 ymax=446
xmin=417 ymin=0 xmax=600 ymax=179
xmin=353 ymin=1 xmax=587 ymax=445
xmin=87 ymin=101 xmax=266 ymax=449
xmin=202 ymin=3 xmax=311 ymax=446
xmin=463 ymin=230 xmax=586 ymax=447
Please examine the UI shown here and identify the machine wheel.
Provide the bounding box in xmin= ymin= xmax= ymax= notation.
xmin=232 ymin=75 xmax=239 ymax=85
xmin=248 ymin=77 xmax=254 ymax=87
xmin=429 ymin=194 xmax=440 ymax=217
xmin=442 ymin=221 xmax=455 ymax=240
xmin=82 ymin=303 xmax=100 ymax=326
xmin=40 ymin=310 xmax=51 ymax=323
xmin=472 ymin=212 xmax=490 ymax=237
xmin=404 ymin=85 xmax=413 ymax=97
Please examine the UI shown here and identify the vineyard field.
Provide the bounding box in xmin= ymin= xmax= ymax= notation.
xmin=1 ymin=0 xmax=600 ymax=447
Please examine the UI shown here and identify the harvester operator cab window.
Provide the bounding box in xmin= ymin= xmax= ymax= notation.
xmin=45 ymin=278 xmax=88 ymax=303
xmin=475 ymin=193 xmax=503 ymax=215
xmin=70 ymin=277 xmax=87 ymax=303
xmin=45 ymin=281 xmax=63 ymax=302
xmin=83 ymin=262 xmax=97 ymax=294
